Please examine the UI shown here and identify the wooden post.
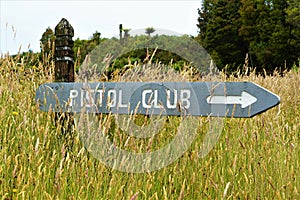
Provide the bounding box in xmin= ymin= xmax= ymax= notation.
xmin=54 ymin=18 xmax=74 ymax=82
xmin=119 ymin=24 xmax=123 ymax=40
xmin=54 ymin=18 xmax=74 ymax=140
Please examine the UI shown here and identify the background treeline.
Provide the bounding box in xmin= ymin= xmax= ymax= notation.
xmin=37 ymin=0 xmax=300 ymax=75
xmin=39 ymin=29 xmax=200 ymax=77
xmin=197 ymin=0 xmax=300 ymax=73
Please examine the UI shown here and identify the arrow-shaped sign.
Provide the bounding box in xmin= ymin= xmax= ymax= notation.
xmin=207 ymin=91 xmax=257 ymax=108
xmin=35 ymin=82 xmax=280 ymax=118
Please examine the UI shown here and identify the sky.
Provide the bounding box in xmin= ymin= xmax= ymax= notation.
xmin=0 ymin=1 xmax=201 ymax=55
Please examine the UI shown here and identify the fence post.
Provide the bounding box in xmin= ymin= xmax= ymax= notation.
xmin=54 ymin=18 xmax=74 ymax=138
xmin=54 ymin=18 xmax=74 ymax=82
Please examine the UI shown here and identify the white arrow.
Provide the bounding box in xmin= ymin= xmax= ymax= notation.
xmin=206 ymin=91 xmax=257 ymax=108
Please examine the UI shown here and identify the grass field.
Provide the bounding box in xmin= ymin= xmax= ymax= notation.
xmin=0 ymin=53 xmax=299 ymax=199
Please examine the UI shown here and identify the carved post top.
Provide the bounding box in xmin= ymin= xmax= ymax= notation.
xmin=54 ymin=18 xmax=75 ymax=82
xmin=55 ymin=18 xmax=74 ymax=37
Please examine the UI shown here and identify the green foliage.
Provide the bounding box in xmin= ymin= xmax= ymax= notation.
xmin=197 ymin=0 xmax=300 ymax=73
xmin=286 ymin=0 xmax=300 ymax=62
xmin=76 ymin=34 xmax=206 ymax=79
xmin=198 ymin=0 xmax=246 ymax=71
xmin=73 ymin=30 xmax=105 ymax=68
xmin=109 ymin=47 xmax=188 ymax=78
xmin=106 ymin=35 xmax=191 ymax=79
xmin=40 ymin=27 xmax=55 ymax=58
xmin=39 ymin=24 xmax=210 ymax=78
xmin=145 ymin=27 xmax=156 ymax=36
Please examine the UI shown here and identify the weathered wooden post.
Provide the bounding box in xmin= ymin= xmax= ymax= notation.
xmin=119 ymin=24 xmax=123 ymax=40
xmin=54 ymin=18 xmax=74 ymax=138
xmin=54 ymin=18 xmax=74 ymax=82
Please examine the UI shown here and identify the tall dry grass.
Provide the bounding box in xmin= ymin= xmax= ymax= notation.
xmin=0 ymin=52 xmax=299 ymax=199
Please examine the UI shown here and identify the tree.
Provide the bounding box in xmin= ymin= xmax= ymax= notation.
xmin=249 ymin=0 xmax=289 ymax=72
xmin=40 ymin=27 xmax=55 ymax=56
xmin=241 ymin=0 xmax=292 ymax=71
xmin=90 ymin=31 xmax=101 ymax=45
xmin=238 ymin=0 xmax=258 ymax=44
xmin=197 ymin=0 xmax=300 ymax=73
xmin=197 ymin=0 xmax=246 ymax=71
xmin=123 ymin=28 xmax=131 ymax=38
xmin=286 ymin=0 xmax=300 ymax=63
xmin=196 ymin=0 xmax=213 ymax=44
xmin=145 ymin=27 xmax=156 ymax=37
xmin=286 ymin=0 xmax=300 ymax=28
xmin=73 ymin=31 xmax=104 ymax=66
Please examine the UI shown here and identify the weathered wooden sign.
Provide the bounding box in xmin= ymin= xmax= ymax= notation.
xmin=35 ymin=81 xmax=280 ymax=118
